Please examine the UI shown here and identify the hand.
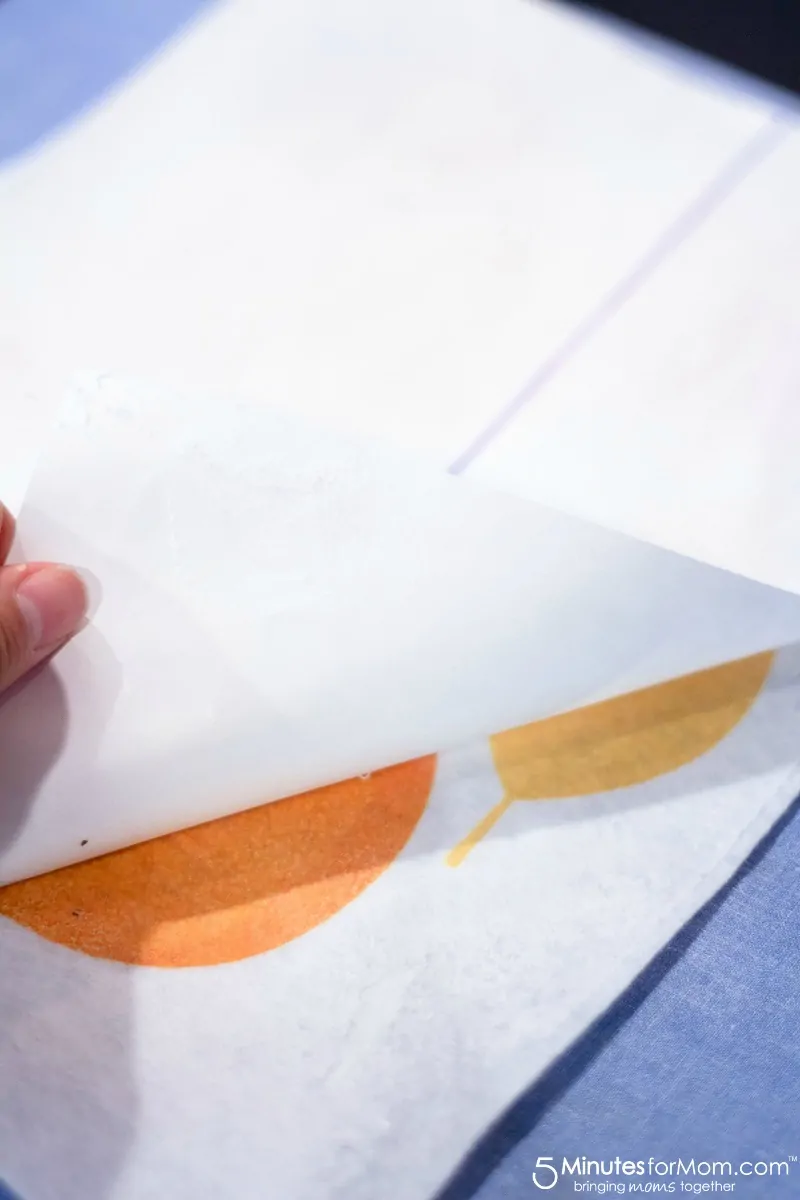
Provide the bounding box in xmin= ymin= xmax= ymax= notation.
xmin=0 ymin=502 xmax=89 ymax=694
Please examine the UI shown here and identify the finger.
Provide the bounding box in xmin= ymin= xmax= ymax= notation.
xmin=0 ymin=503 xmax=15 ymax=565
xmin=0 ymin=563 xmax=88 ymax=694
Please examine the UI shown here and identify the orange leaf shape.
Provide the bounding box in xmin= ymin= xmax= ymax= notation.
xmin=447 ymin=653 xmax=772 ymax=866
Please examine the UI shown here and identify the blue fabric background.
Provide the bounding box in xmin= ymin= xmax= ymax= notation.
xmin=0 ymin=0 xmax=210 ymax=164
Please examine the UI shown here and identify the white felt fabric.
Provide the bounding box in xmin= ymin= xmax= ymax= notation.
xmin=0 ymin=0 xmax=774 ymax=491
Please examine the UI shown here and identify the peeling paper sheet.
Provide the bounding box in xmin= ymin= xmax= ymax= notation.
xmin=3 ymin=373 xmax=800 ymax=884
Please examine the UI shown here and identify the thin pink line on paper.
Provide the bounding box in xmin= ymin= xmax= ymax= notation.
xmin=448 ymin=117 xmax=790 ymax=477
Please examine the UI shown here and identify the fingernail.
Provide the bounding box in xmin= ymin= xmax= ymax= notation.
xmin=15 ymin=565 xmax=90 ymax=651
xmin=73 ymin=566 xmax=103 ymax=621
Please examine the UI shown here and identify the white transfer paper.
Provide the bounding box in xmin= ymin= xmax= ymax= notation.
xmin=2 ymin=374 xmax=800 ymax=883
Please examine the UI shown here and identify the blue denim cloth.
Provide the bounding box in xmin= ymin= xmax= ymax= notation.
xmin=0 ymin=0 xmax=211 ymax=163
xmin=437 ymin=794 xmax=800 ymax=1199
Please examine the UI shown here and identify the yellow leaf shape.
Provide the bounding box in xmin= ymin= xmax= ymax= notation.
xmin=447 ymin=652 xmax=773 ymax=867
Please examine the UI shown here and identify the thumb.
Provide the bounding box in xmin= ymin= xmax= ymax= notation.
xmin=0 ymin=564 xmax=89 ymax=693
